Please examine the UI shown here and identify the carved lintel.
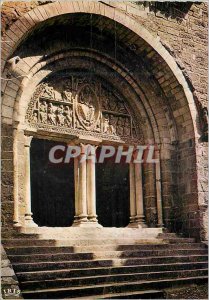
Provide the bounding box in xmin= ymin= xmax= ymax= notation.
xmin=73 ymin=136 xmax=102 ymax=146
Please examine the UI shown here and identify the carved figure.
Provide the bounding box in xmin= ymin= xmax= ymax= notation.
xmin=117 ymin=101 xmax=126 ymax=113
xmin=124 ymin=118 xmax=131 ymax=136
xmin=77 ymin=85 xmax=96 ymax=127
xmin=39 ymin=101 xmax=47 ymax=123
xmin=108 ymin=115 xmax=117 ymax=135
xmin=109 ymin=93 xmax=117 ymax=112
xmin=63 ymin=90 xmax=73 ymax=103
xmin=64 ymin=106 xmax=73 ymax=127
xmin=102 ymin=97 xmax=110 ymax=110
xmin=48 ymin=103 xmax=56 ymax=125
xmin=57 ymin=105 xmax=65 ymax=125
xmin=31 ymin=112 xmax=38 ymax=123
xmin=103 ymin=117 xmax=110 ymax=133
xmin=42 ymin=84 xmax=54 ymax=99
xmin=117 ymin=117 xmax=124 ymax=136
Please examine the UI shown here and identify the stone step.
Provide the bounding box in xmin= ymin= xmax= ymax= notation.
xmin=68 ymin=290 xmax=165 ymax=299
xmin=13 ymin=255 xmax=208 ymax=272
xmin=18 ymin=227 xmax=162 ymax=237
xmin=21 ymin=276 xmax=208 ymax=299
xmin=157 ymin=233 xmax=178 ymax=238
xmin=2 ymin=238 xmax=165 ymax=247
xmin=9 ymin=249 xmax=208 ymax=263
xmin=2 ymin=239 xmax=58 ymax=247
xmin=16 ymin=261 xmax=208 ymax=282
xmin=20 ymin=269 xmax=208 ymax=290
xmin=163 ymin=238 xmax=196 ymax=243
xmin=78 ymin=290 xmax=165 ymax=299
xmin=5 ymin=243 xmax=206 ymax=255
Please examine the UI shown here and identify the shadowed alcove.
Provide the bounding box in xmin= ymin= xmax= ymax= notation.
xmin=31 ymin=138 xmax=75 ymax=227
xmin=96 ymin=151 xmax=130 ymax=227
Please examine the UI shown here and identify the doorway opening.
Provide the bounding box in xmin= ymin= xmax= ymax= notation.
xmin=30 ymin=138 xmax=75 ymax=227
xmin=96 ymin=152 xmax=130 ymax=227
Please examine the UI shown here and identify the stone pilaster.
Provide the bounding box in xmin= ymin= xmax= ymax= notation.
xmin=13 ymin=126 xmax=21 ymax=227
xmin=24 ymin=135 xmax=37 ymax=227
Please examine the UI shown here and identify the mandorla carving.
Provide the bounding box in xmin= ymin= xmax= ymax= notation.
xmin=26 ymin=74 xmax=143 ymax=142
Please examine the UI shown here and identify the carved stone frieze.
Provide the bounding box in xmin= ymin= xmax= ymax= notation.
xmin=25 ymin=73 xmax=144 ymax=143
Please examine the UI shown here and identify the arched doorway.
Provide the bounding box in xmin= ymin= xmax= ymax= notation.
xmin=24 ymin=69 xmax=145 ymax=228
xmin=1 ymin=2 xmax=204 ymax=239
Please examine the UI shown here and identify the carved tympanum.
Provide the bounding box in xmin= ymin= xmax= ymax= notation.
xmin=26 ymin=73 xmax=143 ymax=143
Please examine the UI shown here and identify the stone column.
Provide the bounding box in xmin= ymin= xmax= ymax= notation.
xmin=135 ymin=162 xmax=146 ymax=227
xmin=73 ymin=144 xmax=88 ymax=225
xmin=128 ymin=161 xmax=136 ymax=225
xmin=73 ymin=156 xmax=79 ymax=225
xmin=24 ymin=135 xmax=37 ymax=227
xmin=87 ymin=145 xmax=98 ymax=223
xmin=155 ymin=150 xmax=164 ymax=227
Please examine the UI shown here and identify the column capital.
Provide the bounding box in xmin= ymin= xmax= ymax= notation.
xmin=77 ymin=143 xmax=98 ymax=157
xmin=24 ymin=135 xmax=33 ymax=147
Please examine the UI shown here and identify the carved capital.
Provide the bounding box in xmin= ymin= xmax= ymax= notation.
xmin=24 ymin=135 xmax=33 ymax=148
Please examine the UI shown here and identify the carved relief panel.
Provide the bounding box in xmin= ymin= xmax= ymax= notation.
xmin=25 ymin=72 xmax=143 ymax=143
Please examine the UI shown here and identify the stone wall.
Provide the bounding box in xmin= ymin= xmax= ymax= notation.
xmin=129 ymin=2 xmax=208 ymax=107
xmin=1 ymin=124 xmax=14 ymax=230
xmin=1 ymin=246 xmax=22 ymax=299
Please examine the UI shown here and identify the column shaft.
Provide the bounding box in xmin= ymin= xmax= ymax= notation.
xmin=78 ymin=151 xmax=88 ymax=222
xmin=129 ymin=162 xmax=136 ymax=223
xmin=135 ymin=163 xmax=146 ymax=225
xmin=87 ymin=156 xmax=97 ymax=222
xmin=73 ymin=157 xmax=79 ymax=223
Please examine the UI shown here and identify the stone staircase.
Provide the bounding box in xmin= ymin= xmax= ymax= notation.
xmin=2 ymin=231 xmax=208 ymax=299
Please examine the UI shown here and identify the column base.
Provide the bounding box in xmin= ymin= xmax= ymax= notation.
xmin=86 ymin=221 xmax=103 ymax=228
xmin=87 ymin=215 xmax=103 ymax=228
xmin=73 ymin=216 xmax=103 ymax=228
xmin=127 ymin=216 xmax=147 ymax=228
xmin=24 ymin=218 xmax=38 ymax=228
xmin=127 ymin=222 xmax=147 ymax=228
xmin=72 ymin=214 xmax=88 ymax=227
xmin=72 ymin=222 xmax=102 ymax=228
xmin=88 ymin=214 xmax=99 ymax=222
xmin=13 ymin=220 xmax=22 ymax=227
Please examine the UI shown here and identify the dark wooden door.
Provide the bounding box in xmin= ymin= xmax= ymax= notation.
xmin=96 ymin=158 xmax=130 ymax=227
xmin=31 ymin=139 xmax=75 ymax=227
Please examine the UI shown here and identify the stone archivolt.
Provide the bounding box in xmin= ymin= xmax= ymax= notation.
xmin=25 ymin=74 xmax=142 ymax=143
